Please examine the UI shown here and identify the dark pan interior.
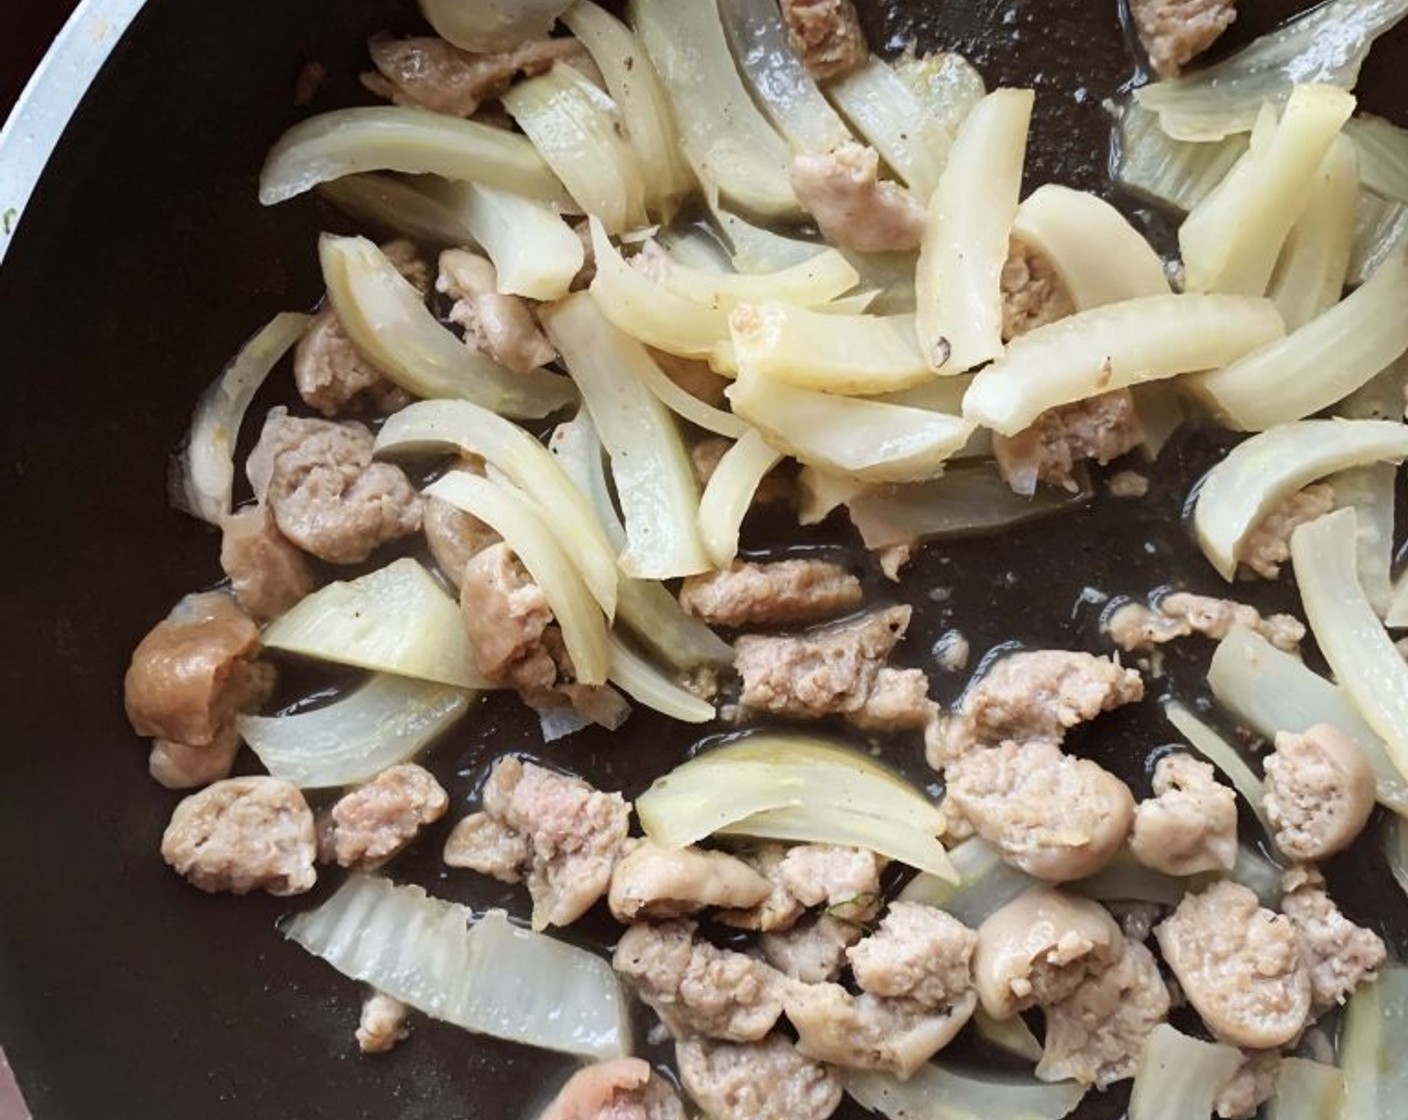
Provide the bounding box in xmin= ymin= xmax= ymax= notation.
xmin=1 ymin=2 xmax=1405 ymax=1118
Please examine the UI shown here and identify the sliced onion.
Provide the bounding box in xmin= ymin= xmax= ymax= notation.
xmin=916 ymin=88 xmax=1034 ymax=372
xmin=1385 ymin=815 xmax=1408 ymax=900
xmin=1341 ymin=964 xmax=1408 ymax=1119
xmin=240 ymin=674 xmax=472 ymax=788
xmin=1164 ymin=700 xmax=1274 ymax=838
xmin=717 ymin=804 xmax=955 ymax=880
xmin=827 ymin=57 xmax=954 ymax=200
xmin=1071 ymin=855 xmax=1192 ymax=907
xmin=1192 ymin=418 xmax=1408 ymax=580
xmin=424 ymin=471 xmax=611 ymax=686
xmin=1264 ymin=1059 xmax=1345 ymax=1120
xmin=1345 ymin=114 xmax=1408 ymax=203
xmin=376 ymin=399 xmax=620 ymax=618
xmin=1292 ymin=507 xmax=1408 ymax=786
xmin=259 ymin=107 xmax=573 ymax=208
xmin=1133 ymin=0 xmax=1408 ymax=141
xmin=1350 ymin=190 xmax=1408 ymax=285
xmin=1227 ymin=843 xmax=1284 ymax=908
xmin=541 ymin=294 xmax=709 ymax=579
xmin=1329 ymin=463 xmax=1396 ymax=617
xmin=1268 ymin=134 xmax=1359 ymax=331
xmin=659 ymin=248 xmax=859 ymax=311
xmin=962 ymin=293 xmax=1283 ymax=436
xmin=608 ymin=636 xmax=714 ymax=723
xmin=892 ymin=50 xmax=987 ymax=140
xmin=284 ymin=876 xmax=629 ymax=1060
xmin=632 ymin=0 xmax=799 ymax=219
xmin=171 ymin=312 xmax=308 ymax=526
xmin=713 ymin=207 xmax=829 ymax=274
xmin=717 ymin=0 xmax=853 ymax=155
xmin=796 ymin=466 xmax=869 ymax=527
xmin=262 ymin=558 xmax=491 ymax=689
xmin=1127 ymin=1024 xmax=1242 ymax=1120
xmin=697 ymin=428 xmax=785 ymax=568
xmin=896 ymin=836 xmax=1038 ymax=927
xmin=1111 ymin=101 xmax=1248 ymax=213
xmin=1335 ymin=352 xmax=1407 ymax=421
xmin=847 ymin=1060 xmax=1085 ymax=1120
xmin=316 ymin=174 xmax=482 ymax=247
xmin=319 ymin=235 xmax=576 ymax=418
xmin=418 ymin=0 xmax=572 ymax=53
xmin=1206 ymin=624 xmax=1408 ymax=817
xmin=973 ymin=1005 xmax=1043 ymax=1064
xmin=627 ymin=349 xmax=749 ymax=439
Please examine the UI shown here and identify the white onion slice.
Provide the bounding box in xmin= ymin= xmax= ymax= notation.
xmin=1264 ymin=1059 xmax=1345 ymax=1120
xmin=697 ymin=428 xmax=785 ymax=568
xmin=263 ymin=558 xmax=491 ymax=689
xmin=1341 ymin=965 xmax=1408 ymax=1119
xmin=1350 ymin=190 xmax=1408 ymax=285
xmin=1267 ymin=134 xmax=1359 ymax=332
xmin=1127 ymin=1024 xmax=1242 ymax=1120
xmin=627 ymin=350 xmax=749 ymax=439
xmin=893 ymin=50 xmax=987 ymax=140
xmin=1192 ymin=418 xmax=1408 ymax=580
xmin=418 ymin=0 xmax=572 ymax=53
xmin=172 ymin=312 xmax=308 ymax=526
xmin=316 ymin=174 xmax=482 ymax=247
xmin=1070 ymin=856 xmax=1193 ymax=907
xmin=828 ymin=57 xmax=953 ymax=199
xmin=284 ymin=876 xmax=629 ymax=1060
xmin=1164 ymin=701 xmax=1274 ymax=838
xmin=659 ymin=248 xmax=859 ymax=311
xmin=1111 ymin=101 xmax=1249 ymax=213
xmin=897 ymin=837 xmax=1038 ymax=927
xmin=240 ymin=674 xmax=472 ymax=788
xmin=259 ymin=107 xmax=573 ymax=208
xmin=1345 ymin=114 xmax=1408 ymax=203
xmin=847 ymin=1060 xmax=1085 ymax=1120
xmin=713 ymin=207 xmax=829 ymax=274
xmin=607 ymin=636 xmax=714 ymax=723
xmin=1329 ymin=463 xmax=1396 ymax=617
xmin=973 ymin=1005 xmax=1043 ymax=1064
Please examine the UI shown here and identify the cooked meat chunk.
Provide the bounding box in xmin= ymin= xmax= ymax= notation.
xmin=847 ymin=903 xmax=976 ymax=1005
xmin=1240 ymin=484 xmax=1336 ymax=579
xmin=608 ymin=842 xmax=773 ymax=922
xmin=466 ymin=758 xmax=630 ymax=929
xmin=848 ymin=666 xmax=937 ymax=732
xmin=946 ymin=739 xmax=1135 ymax=881
xmin=780 ymin=0 xmax=868 ymax=80
xmin=246 ymin=408 xmax=422 ymax=564
xmin=761 ymin=915 xmax=863 ymax=983
xmin=679 ymin=560 xmax=862 ymax=629
xmin=125 ymin=591 xmax=275 ymax=789
xmin=356 ymin=991 xmax=409 ymax=1054
xmin=939 ymin=650 xmax=1144 ymax=760
xmin=423 ymin=489 xmax=499 ymax=590
xmin=320 ymin=764 xmax=449 ymax=869
xmin=442 ymin=811 xmax=529 ymax=882
xmin=362 ymin=35 xmax=589 ymax=117
xmin=1106 ymin=593 xmax=1305 ymax=653
xmin=972 ymin=889 xmax=1124 ymax=1019
xmin=459 ymin=543 xmax=558 ymax=691
xmin=1213 ymin=1050 xmax=1280 ymax=1120
xmin=1036 ymin=941 xmax=1170 ymax=1088
xmin=1130 ymin=754 xmax=1237 ymax=876
xmin=675 ymin=1035 xmax=843 ymax=1120
xmin=219 ymin=505 xmax=313 ymax=622
xmin=776 ymin=845 xmax=883 ymax=919
xmin=718 ymin=844 xmax=807 ymax=933
xmin=1264 ymin=724 xmax=1377 ymax=862
xmin=994 ymin=389 xmax=1144 ymax=495
xmin=789 ymin=144 xmax=927 ymax=253
xmin=1130 ymin=0 xmax=1237 ymax=78
xmin=538 ymin=1058 xmax=685 ymax=1120
xmin=1280 ymin=872 xmax=1385 ymax=1012
xmin=1108 ymin=470 xmax=1150 ymax=499
xmin=1155 ymin=880 xmax=1311 ymax=1048
xmin=783 ymin=982 xmax=977 ymax=1077
xmin=160 ymin=776 xmax=316 ymax=896
xmin=1001 ymin=240 xmax=1074 ymax=340
xmin=735 ymin=606 xmax=934 ymax=729
xmin=613 ymin=920 xmax=787 ymax=1042
xmin=436 ymin=249 xmax=556 ymax=373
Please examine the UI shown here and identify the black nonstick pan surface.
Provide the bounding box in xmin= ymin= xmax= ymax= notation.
xmin=1 ymin=2 xmax=1405 ymax=1117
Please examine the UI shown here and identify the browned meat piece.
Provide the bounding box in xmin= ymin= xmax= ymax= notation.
xmin=608 ymin=841 xmax=773 ymax=922
xmin=437 ymin=249 xmax=556 ymax=374
xmin=1264 ymin=724 xmax=1376 ymax=862
xmin=972 ymin=889 xmax=1124 ymax=1019
xmin=466 ymin=758 xmax=629 ymax=929
xmin=246 ymin=408 xmax=422 ymax=564
xmin=1214 ymin=1050 xmax=1281 ymax=1120
xmin=675 ymin=1036 xmax=843 ymax=1120
xmin=947 ymin=739 xmax=1134 ymax=881
xmin=876 ymin=543 xmax=913 ymax=583
xmin=775 ymin=845 xmax=882 ymax=919
xmin=356 ymin=991 xmax=409 ymax=1054
xmin=442 ymin=811 xmax=529 ymax=882
xmin=994 ymin=389 xmax=1144 ymax=495
xmin=1001 ymin=240 xmax=1074 ymax=341
xmin=125 ymin=591 xmax=275 ymax=790
xmin=679 ymin=560 xmax=862 ymax=629
xmin=1036 ymin=941 xmax=1170 ymax=1088
xmin=613 ymin=920 xmax=787 ymax=1042
xmin=160 ymin=776 xmax=317 ymax=896
xmin=718 ymin=844 xmax=807 ymax=933
xmin=319 ymin=764 xmax=449 ymax=869
xmin=361 ymin=36 xmax=589 ymax=117
xmin=690 ymin=437 xmax=794 ymax=506
xmin=1130 ymin=0 xmax=1237 ymax=78
xmin=219 ymin=505 xmax=314 ymax=622
xmin=761 ymin=916 xmax=863 ymax=982
xmin=1280 ymin=870 xmax=1385 ymax=1012
xmin=1130 ymin=754 xmax=1237 ymax=876
xmin=459 ymin=542 xmax=558 ymax=691
xmin=789 ymin=145 xmax=926 ymax=253
xmin=780 ymin=0 xmax=868 ymax=81
xmin=848 ymin=903 xmax=976 ymax=1005
xmin=734 ymin=606 xmax=934 ymax=730
xmin=538 ymin=1058 xmax=685 ymax=1120
xmin=423 ymin=488 xmax=499 ymax=590
xmin=1107 ymin=592 xmax=1305 ymax=653
xmin=1240 ymin=484 xmax=1336 ymax=579
xmin=1155 ymin=881 xmax=1311 ymax=1048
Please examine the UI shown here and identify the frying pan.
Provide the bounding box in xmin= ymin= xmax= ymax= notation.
xmin=1 ymin=2 xmax=1404 ymax=1118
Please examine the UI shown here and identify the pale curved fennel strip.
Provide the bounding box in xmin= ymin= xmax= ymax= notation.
xmin=316 ymin=174 xmax=483 ymax=248
xmin=827 ymin=57 xmax=953 ymax=199
xmin=659 ymin=247 xmax=859 ymax=310
xmin=1111 ymin=100 xmax=1249 ymax=212
xmin=847 ymin=1059 xmax=1086 ymax=1120
xmin=607 ymin=635 xmax=714 ymax=723
xmin=1164 ymin=700 xmax=1274 ymax=838
xmin=961 ymin=293 xmax=1284 ymax=436
xmin=259 ymin=106 xmax=573 ymax=208
xmin=1267 ymin=134 xmax=1359 ymax=331
xmin=1341 ymin=965 xmax=1408 ymax=1119
xmin=1344 ymin=114 xmax=1408 ymax=203
xmin=1127 ymin=1025 xmax=1242 ymax=1120
xmin=696 ymin=428 xmax=784 ymax=568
